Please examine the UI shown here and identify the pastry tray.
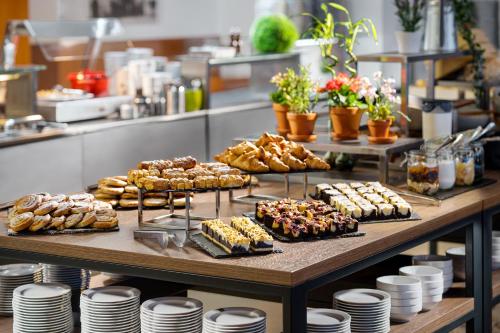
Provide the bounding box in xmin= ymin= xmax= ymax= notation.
xmin=189 ymin=232 xmax=283 ymax=259
xmin=308 ymin=194 xmax=422 ymax=224
xmin=8 ymin=226 xmax=119 ymax=236
xmin=243 ymin=212 xmax=366 ymax=243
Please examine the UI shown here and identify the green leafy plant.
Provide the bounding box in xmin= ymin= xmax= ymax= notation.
xmin=394 ymin=0 xmax=425 ymax=32
xmin=270 ymin=66 xmax=316 ymax=114
xmin=453 ymin=0 xmax=486 ymax=108
xmin=251 ymin=14 xmax=299 ymax=54
xmin=303 ymin=2 xmax=378 ymax=77
xmin=319 ymin=73 xmax=366 ymax=108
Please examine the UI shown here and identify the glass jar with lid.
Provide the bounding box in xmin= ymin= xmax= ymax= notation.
xmin=470 ymin=141 xmax=484 ymax=182
xmin=455 ymin=146 xmax=475 ymax=186
xmin=437 ymin=149 xmax=455 ymax=190
xmin=407 ymin=150 xmax=439 ymax=195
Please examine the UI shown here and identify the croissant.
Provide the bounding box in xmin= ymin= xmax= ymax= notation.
xmin=214 ymin=149 xmax=230 ymax=164
xmin=264 ymin=142 xmax=282 ymax=156
xmin=232 ymin=151 xmax=269 ymax=172
xmin=268 ymin=156 xmax=290 ymax=172
xmin=258 ymin=146 xmax=272 ymax=163
xmin=281 ymin=152 xmax=307 ymax=171
xmin=232 ymin=141 xmax=258 ymax=156
xmin=305 ymin=155 xmax=331 ymax=170
xmin=289 ymin=144 xmax=310 ymax=160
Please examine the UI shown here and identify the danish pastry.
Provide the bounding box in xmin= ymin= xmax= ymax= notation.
xmin=98 ymin=186 xmax=124 ymax=196
xmin=124 ymin=185 xmax=138 ymax=194
xmin=64 ymin=213 xmax=84 ymax=228
xmin=99 ymin=177 xmax=127 ymax=187
xmin=118 ymin=199 xmax=138 ymax=208
xmin=69 ymin=193 xmax=94 ymax=202
xmin=71 ymin=202 xmax=93 ymax=214
xmin=50 ymin=194 xmax=68 ymax=203
xmin=75 ymin=212 xmax=97 ymax=228
xmin=9 ymin=212 xmax=34 ymax=232
xmin=93 ymin=218 xmax=118 ymax=229
xmin=15 ymin=194 xmax=42 ymax=213
xmin=94 ymin=208 xmax=117 ymax=217
xmin=34 ymin=201 xmax=58 ymax=216
xmin=46 ymin=216 xmax=65 ymax=229
xmin=144 ymin=198 xmax=168 ymax=207
xmin=121 ymin=192 xmax=138 ymax=199
xmin=29 ymin=214 xmax=52 ymax=232
xmin=52 ymin=202 xmax=74 ymax=217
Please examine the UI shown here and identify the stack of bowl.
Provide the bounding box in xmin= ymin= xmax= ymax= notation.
xmin=492 ymin=231 xmax=500 ymax=270
xmin=412 ymin=255 xmax=453 ymax=292
xmin=376 ymin=275 xmax=422 ymax=323
xmin=399 ymin=266 xmax=443 ymax=311
xmin=446 ymin=247 xmax=466 ymax=281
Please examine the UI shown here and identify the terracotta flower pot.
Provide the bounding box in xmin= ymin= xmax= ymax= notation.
xmin=368 ymin=119 xmax=392 ymax=138
xmin=329 ymin=107 xmax=363 ymax=140
xmin=272 ymin=103 xmax=290 ymax=136
xmin=286 ymin=112 xmax=318 ymax=142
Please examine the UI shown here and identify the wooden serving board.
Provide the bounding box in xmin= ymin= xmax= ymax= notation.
xmin=243 ymin=213 xmax=366 ymax=243
xmin=8 ymin=226 xmax=119 ymax=237
xmin=189 ymin=233 xmax=282 ymax=259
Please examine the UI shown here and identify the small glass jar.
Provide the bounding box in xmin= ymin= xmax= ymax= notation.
xmin=407 ymin=150 xmax=440 ymax=195
xmin=437 ymin=149 xmax=456 ymax=190
xmin=455 ymin=147 xmax=475 ymax=186
xmin=470 ymin=142 xmax=485 ymax=182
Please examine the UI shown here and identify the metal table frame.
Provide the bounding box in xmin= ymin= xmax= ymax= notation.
xmin=0 ymin=211 xmax=485 ymax=332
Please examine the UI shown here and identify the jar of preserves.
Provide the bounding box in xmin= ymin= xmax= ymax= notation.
xmin=407 ymin=150 xmax=439 ymax=195
xmin=437 ymin=149 xmax=455 ymax=190
xmin=470 ymin=141 xmax=484 ymax=182
xmin=455 ymin=147 xmax=475 ymax=186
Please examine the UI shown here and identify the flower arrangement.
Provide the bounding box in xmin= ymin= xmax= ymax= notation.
xmin=319 ymin=73 xmax=366 ymax=108
xmin=270 ymin=66 xmax=316 ymax=114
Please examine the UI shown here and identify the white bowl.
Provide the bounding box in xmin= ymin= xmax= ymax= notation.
xmin=390 ymin=312 xmax=418 ymax=323
xmin=422 ymin=294 xmax=443 ymax=303
xmin=391 ymin=303 xmax=422 ymax=314
xmin=446 ymin=247 xmax=466 ymax=281
xmin=422 ymin=279 xmax=444 ymax=290
xmin=399 ymin=266 xmax=443 ymax=281
xmin=492 ymin=231 xmax=500 ymax=238
xmin=376 ymin=276 xmax=421 ymax=292
xmin=385 ymin=289 xmax=422 ymax=300
xmin=391 ymin=297 xmax=422 ymax=307
xmin=412 ymin=255 xmax=452 ymax=270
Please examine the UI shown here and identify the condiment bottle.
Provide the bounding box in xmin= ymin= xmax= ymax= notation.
xmin=407 ymin=150 xmax=440 ymax=195
xmin=437 ymin=149 xmax=455 ymax=190
xmin=455 ymin=146 xmax=475 ymax=186
xmin=470 ymin=141 xmax=484 ymax=182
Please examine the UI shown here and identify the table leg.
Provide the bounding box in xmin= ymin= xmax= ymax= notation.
xmin=284 ymin=174 xmax=290 ymax=198
xmin=138 ymin=189 xmax=143 ymax=225
xmin=282 ymin=286 xmax=307 ymax=333
xmin=169 ymin=192 xmax=174 ymax=214
xmin=465 ymin=214 xmax=483 ymax=333
xmin=379 ymin=155 xmax=389 ymax=184
xmin=185 ymin=192 xmax=191 ymax=233
xmin=482 ymin=207 xmax=500 ymax=333
xmin=303 ymin=173 xmax=308 ymax=200
xmin=215 ymin=189 xmax=221 ymax=219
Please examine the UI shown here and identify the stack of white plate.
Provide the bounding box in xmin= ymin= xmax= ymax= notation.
xmin=12 ymin=283 xmax=73 ymax=333
xmin=445 ymin=247 xmax=466 ymax=281
xmin=333 ymin=289 xmax=390 ymax=333
xmin=376 ymin=275 xmax=422 ymax=323
xmin=80 ymin=286 xmax=141 ymax=333
xmin=141 ymin=297 xmax=203 ymax=333
xmin=42 ymin=264 xmax=90 ymax=293
xmin=399 ymin=265 xmax=443 ymax=311
xmin=0 ymin=264 xmax=42 ymax=316
xmin=412 ymin=255 xmax=453 ymax=292
xmin=307 ymin=308 xmax=351 ymax=333
xmin=203 ymin=307 xmax=266 ymax=333
xmin=492 ymin=231 xmax=500 ymax=270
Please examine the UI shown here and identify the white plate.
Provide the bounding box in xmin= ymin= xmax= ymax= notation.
xmin=141 ymin=296 xmax=202 ymax=316
xmin=14 ymin=283 xmax=71 ymax=299
xmin=204 ymin=307 xmax=266 ymax=327
xmin=334 ymin=289 xmax=390 ymax=306
xmin=82 ymin=286 xmax=140 ymax=303
xmin=399 ymin=266 xmax=443 ymax=281
xmin=376 ymin=275 xmax=421 ymax=292
xmin=307 ymin=308 xmax=350 ymax=326
xmin=412 ymin=255 xmax=452 ymax=267
xmin=0 ymin=264 xmax=42 ymax=277
xmin=446 ymin=247 xmax=465 ymax=256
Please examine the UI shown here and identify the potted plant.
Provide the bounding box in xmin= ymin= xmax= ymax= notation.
xmin=319 ymin=73 xmax=367 ymax=140
xmin=364 ymin=72 xmax=411 ymax=143
xmin=394 ymin=0 xmax=425 ymax=54
xmin=270 ymin=71 xmax=291 ymax=136
xmin=275 ymin=66 xmax=317 ymax=142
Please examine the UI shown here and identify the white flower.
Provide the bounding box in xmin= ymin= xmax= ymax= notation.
xmin=373 ymin=71 xmax=382 ymax=81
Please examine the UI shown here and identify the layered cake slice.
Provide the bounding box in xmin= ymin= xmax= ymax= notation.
xmin=201 ymin=219 xmax=250 ymax=254
xmin=230 ymin=217 xmax=273 ymax=252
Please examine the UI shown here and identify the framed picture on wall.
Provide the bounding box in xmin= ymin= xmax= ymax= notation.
xmin=90 ymin=0 xmax=156 ymax=20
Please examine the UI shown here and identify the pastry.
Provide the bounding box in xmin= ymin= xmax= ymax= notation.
xmin=50 ymin=194 xmax=68 ymax=203
xmin=46 ymin=216 xmax=65 ymax=229
xmin=305 ymin=155 xmax=330 ymax=170
xmin=7 ymin=207 xmax=21 ymax=220
xmin=71 ymin=201 xmax=93 ymax=214
xmin=94 ymin=208 xmax=117 ymax=217
xmin=75 ymin=212 xmax=97 ymax=228
xmin=37 ymin=192 xmax=53 ymax=202
xmin=119 ymin=199 xmax=138 ymax=208
xmin=231 ymin=141 xmax=258 ymax=156
xmin=268 ymin=156 xmax=290 ymax=172
xmin=124 ymin=185 xmax=138 ymax=194
xmin=69 ymin=193 xmax=94 ymax=202
xmin=33 ymin=201 xmax=59 ymax=216
xmin=52 ymin=202 xmax=74 ymax=217
xmin=99 ymin=199 xmax=118 ymax=207
xmin=95 ymin=192 xmax=119 ymax=200
xmin=143 ymin=177 xmax=169 ymax=191
xmin=219 ymin=175 xmax=244 ymax=188
xmin=64 ymin=213 xmax=84 ymax=228
xmin=230 ymin=217 xmax=273 ymax=252
xmin=232 ymin=151 xmax=269 ymax=172
xmin=29 ymin=214 xmax=52 ymax=232
xmin=15 ymin=194 xmax=42 ymax=213
xmin=9 ymin=212 xmax=34 ymax=232
xmin=281 ymin=152 xmax=306 ymax=171
xmin=98 ymin=177 xmax=127 ymax=187
xmin=172 ymin=156 xmax=197 ymax=170
xmin=113 ymin=175 xmax=128 ymax=182
xmin=201 ymin=219 xmax=250 ymax=254
xmin=98 ymin=186 xmax=125 ymax=196
xmin=93 ymin=218 xmax=118 ymax=229
xmin=144 ymin=198 xmax=168 ymax=207
xmin=93 ymin=200 xmax=113 ymax=210
xmin=121 ymin=192 xmax=138 ymax=199
xmin=144 ymin=192 xmax=169 ymax=198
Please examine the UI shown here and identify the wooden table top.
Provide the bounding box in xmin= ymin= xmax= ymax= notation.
xmin=0 ymin=172 xmax=499 ymax=287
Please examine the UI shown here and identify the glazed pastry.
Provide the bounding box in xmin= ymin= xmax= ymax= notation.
xmin=75 ymin=212 xmax=97 ymax=228
xmin=34 ymin=201 xmax=59 ymax=216
xmin=71 ymin=202 xmax=93 ymax=214
xmin=281 ymin=152 xmax=306 ymax=171
xmin=304 ymin=155 xmax=330 ymax=170
xmin=219 ymin=175 xmax=244 ymax=188
xmin=121 ymin=192 xmax=138 ymax=199
xmin=64 ymin=213 xmax=84 ymax=228
xmin=94 ymin=208 xmax=117 ymax=217
xmin=9 ymin=212 xmax=34 ymax=232
xmin=231 ymin=141 xmax=258 ymax=156
xmin=268 ymin=156 xmax=290 ymax=172
xmin=119 ymin=199 xmax=138 ymax=208
xmin=50 ymin=194 xmax=67 ymax=203
xmin=46 ymin=216 xmax=65 ymax=230
xmin=98 ymin=177 xmax=127 ymax=188
xmin=144 ymin=198 xmax=168 ymax=207
xmin=232 ymin=151 xmax=269 ymax=172
xmin=143 ymin=176 xmax=169 ymax=191
xmin=52 ymin=202 xmax=74 ymax=217
xmin=15 ymin=194 xmax=42 ymax=213
xmin=92 ymin=218 xmax=119 ymax=229
xmin=29 ymin=214 xmax=52 ymax=232
xmin=94 ymin=192 xmax=119 ymax=200
xmin=37 ymin=192 xmax=53 ymax=202
xmin=124 ymin=185 xmax=139 ymax=194
xmin=98 ymin=186 xmax=125 ymax=196
xmin=93 ymin=200 xmax=113 ymax=210
xmin=172 ymin=156 xmax=197 ymax=170
xmin=69 ymin=193 xmax=94 ymax=202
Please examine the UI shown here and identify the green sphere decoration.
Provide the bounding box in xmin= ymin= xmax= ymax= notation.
xmin=251 ymin=14 xmax=299 ymax=53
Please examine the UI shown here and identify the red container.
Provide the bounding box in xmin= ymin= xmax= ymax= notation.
xmin=68 ymin=69 xmax=108 ymax=96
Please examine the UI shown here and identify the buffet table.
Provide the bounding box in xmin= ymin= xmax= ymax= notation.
xmin=0 ymin=173 xmax=499 ymax=333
